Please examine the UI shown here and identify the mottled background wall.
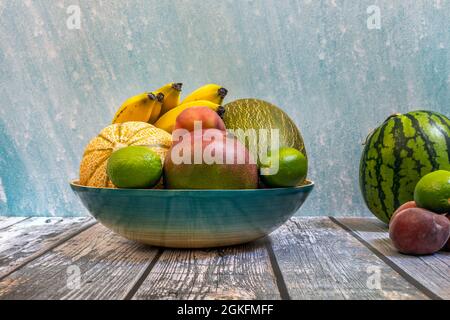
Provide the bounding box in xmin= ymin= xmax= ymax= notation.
xmin=0 ymin=0 xmax=449 ymax=217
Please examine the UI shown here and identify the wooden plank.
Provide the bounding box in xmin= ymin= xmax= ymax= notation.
xmin=0 ymin=224 xmax=159 ymax=300
xmin=0 ymin=217 xmax=95 ymax=279
xmin=132 ymin=239 xmax=281 ymax=300
xmin=269 ymin=217 xmax=428 ymax=300
xmin=336 ymin=217 xmax=450 ymax=300
xmin=0 ymin=217 xmax=29 ymax=231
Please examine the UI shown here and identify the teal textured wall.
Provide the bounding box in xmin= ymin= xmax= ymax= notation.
xmin=0 ymin=0 xmax=449 ymax=216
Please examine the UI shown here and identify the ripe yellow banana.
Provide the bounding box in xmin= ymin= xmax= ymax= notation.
xmin=157 ymin=82 xmax=183 ymax=116
xmin=181 ymin=84 xmax=228 ymax=105
xmin=154 ymin=100 xmax=224 ymax=133
xmin=112 ymin=92 xmax=162 ymax=124
xmin=148 ymin=92 xmax=165 ymax=124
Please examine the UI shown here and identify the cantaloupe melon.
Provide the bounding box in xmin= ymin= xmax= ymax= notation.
xmin=79 ymin=121 xmax=172 ymax=188
xmin=222 ymin=99 xmax=307 ymax=160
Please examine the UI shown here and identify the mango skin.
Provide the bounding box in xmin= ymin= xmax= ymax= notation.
xmin=174 ymin=106 xmax=225 ymax=132
xmin=164 ymin=129 xmax=258 ymax=189
xmin=389 ymin=208 xmax=450 ymax=255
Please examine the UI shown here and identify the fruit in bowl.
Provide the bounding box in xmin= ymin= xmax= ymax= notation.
xmin=72 ymin=83 xmax=313 ymax=248
xmin=222 ymin=99 xmax=307 ymax=162
xmin=174 ymin=106 xmax=226 ymax=132
xmin=107 ymin=146 xmax=163 ymax=189
xmin=260 ymin=147 xmax=307 ymax=188
xmin=155 ymin=84 xmax=227 ymax=134
xmin=165 ymin=129 xmax=258 ymax=189
xmin=79 ymin=121 xmax=171 ymax=188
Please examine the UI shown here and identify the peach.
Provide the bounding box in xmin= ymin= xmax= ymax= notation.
xmin=174 ymin=107 xmax=226 ymax=133
xmin=389 ymin=208 xmax=450 ymax=255
xmin=443 ymin=215 xmax=450 ymax=252
xmin=390 ymin=201 xmax=417 ymax=225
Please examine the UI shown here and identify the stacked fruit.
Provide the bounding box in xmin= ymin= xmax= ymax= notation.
xmin=389 ymin=171 xmax=450 ymax=255
xmin=359 ymin=111 xmax=450 ymax=255
xmin=79 ymin=83 xmax=308 ymax=191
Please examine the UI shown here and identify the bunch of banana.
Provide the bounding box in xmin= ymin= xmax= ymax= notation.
xmin=112 ymin=82 xmax=183 ymax=125
xmin=158 ymin=83 xmax=183 ymax=115
xmin=147 ymin=92 xmax=165 ymax=124
xmin=155 ymin=84 xmax=228 ymax=133
xmin=181 ymin=84 xmax=228 ymax=105
xmin=112 ymin=92 xmax=163 ymax=124
xmin=112 ymin=83 xmax=228 ymax=132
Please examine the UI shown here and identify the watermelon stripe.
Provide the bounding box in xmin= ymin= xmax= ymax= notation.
xmin=434 ymin=113 xmax=450 ymax=130
xmin=405 ymin=114 xmax=439 ymax=170
xmin=417 ymin=110 xmax=450 ymax=130
xmin=360 ymin=127 xmax=381 ymax=218
xmin=391 ymin=117 xmax=404 ymax=211
xmin=429 ymin=112 xmax=450 ymax=157
xmin=359 ymin=129 xmax=373 ymax=211
xmin=373 ymin=122 xmax=390 ymax=222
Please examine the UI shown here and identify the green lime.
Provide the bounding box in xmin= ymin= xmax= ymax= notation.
xmin=414 ymin=170 xmax=450 ymax=214
xmin=260 ymin=147 xmax=308 ymax=188
xmin=107 ymin=146 xmax=162 ymax=189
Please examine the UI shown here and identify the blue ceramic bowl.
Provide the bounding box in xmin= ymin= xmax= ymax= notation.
xmin=70 ymin=181 xmax=314 ymax=248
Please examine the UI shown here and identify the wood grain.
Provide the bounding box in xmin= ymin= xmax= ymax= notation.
xmin=0 ymin=217 xmax=29 ymax=231
xmin=0 ymin=217 xmax=95 ymax=279
xmin=336 ymin=217 xmax=450 ymax=300
xmin=132 ymin=239 xmax=281 ymax=300
xmin=0 ymin=224 xmax=159 ymax=300
xmin=269 ymin=217 xmax=428 ymax=300
xmin=0 ymin=216 xmax=447 ymax=300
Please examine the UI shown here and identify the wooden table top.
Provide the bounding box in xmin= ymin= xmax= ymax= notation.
xmin=0 ymin=216 xmax=448 ymax=300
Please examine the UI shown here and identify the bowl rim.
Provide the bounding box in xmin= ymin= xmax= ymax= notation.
xmin=69 ymin=179 xmax=314 ymax=193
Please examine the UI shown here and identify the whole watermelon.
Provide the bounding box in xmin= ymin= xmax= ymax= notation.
xmin=360 ymin=110 xmax=450 ymax=224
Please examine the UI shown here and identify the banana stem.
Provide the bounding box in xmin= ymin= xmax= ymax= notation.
xmin=172 ymin=83 xmax=183 ymax=91
xmin=156 ymin=93 xmax=165 ymax=102
xmin=217 ymin=106 xmax=226 ymax=118
xmin=218 ymin=87 xmax=228 ymax=99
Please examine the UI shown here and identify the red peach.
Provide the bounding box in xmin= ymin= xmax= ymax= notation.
xmin=390 ymin=201 xmax=417 ymax=225
xmin=443 ymin=215 xmax=450 ymax=252
xmin=389 ymin=208 xmax=450 ymax=255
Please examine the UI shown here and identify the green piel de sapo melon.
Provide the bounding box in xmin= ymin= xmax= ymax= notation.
xmin=222 ymin=99 xmax=307 ymax=161
xmin=360 ymin=110 xmax=450 ymax=224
